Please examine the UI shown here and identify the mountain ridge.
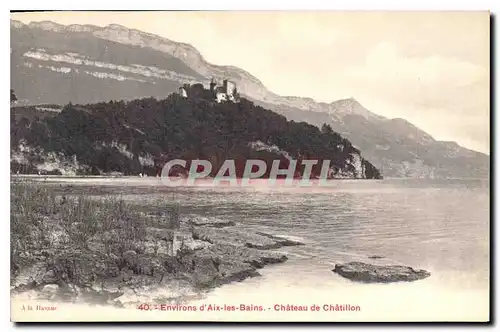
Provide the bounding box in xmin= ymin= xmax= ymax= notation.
xmin=10 ymin=19 xmax=489 ymax=178
xmin=10 ymin=19 xmax=372 ymax=111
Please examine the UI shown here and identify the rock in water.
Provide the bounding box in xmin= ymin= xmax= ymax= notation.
xmin=192 ymin=227 xmax=282 ymax=249
xmin=182 ymin=215 xmax=236 ymax=227
xmin=255 ymin=231 xmax=305 ymax=246
xmin=332 ymin=261 xmax=430 ymax=283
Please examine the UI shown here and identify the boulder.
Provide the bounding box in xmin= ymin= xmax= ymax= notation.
xmin=332 ymin=261 xmax=431 ymax=283
xmin=41 ymin=269 xmax=58 ymax=284
xmin=119 ymin=268 xmax=134 ymax=282
xmin=48 ymin=229 xmax=70 ymax=247
xmin=182 ymin=215 xmax=236 ymax=227
xmin=41 ymin=284 xmax=59 ymax=297
xmin=255 ymin=232 xmax=305 ymax=246
xmin=145 ymin=227 xmax=175 ymax=241
xmin=122 ymin=250 xmax=137 ymax=261
xmin=208 ymin=243 xmax=287 ymax=268
xmin=186 ymin=250 xmax=223 ymax=288
xmin=133 ymin=256 xmax=164 ymax=277
xmin=192 ymin=227 xmax=281 ymax=249
xmin=76 ymin=282 xmax=124 ymax=305
xmin=173 ymin=242 xmax=287 ymax=289
xmin=12 ymin=262 xmax=57 ymax=290
xmin=181 ymin=237 xmax=212 ymax=251
xmin=122 ymin=250 xmax=138 ymax=268
xmin=368 ymin=255 xmax=384 ymax=259
xmin=217 ymin=261 xmax=260 ymax=284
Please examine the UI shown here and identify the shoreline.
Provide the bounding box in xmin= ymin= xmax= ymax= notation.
xmin=11 ymin=174 xmax=383 ymax=186
xmin=11 ymin=190 xmax=304 ymax=310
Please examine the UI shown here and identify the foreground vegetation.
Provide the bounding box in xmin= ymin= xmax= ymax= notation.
xmin=11 ymin=180 xmax=180 ymax=271
xmin=10 ymin=180 xmax=293 ymax=306
xmin=10 ymin=180 xmax=190 ymax=304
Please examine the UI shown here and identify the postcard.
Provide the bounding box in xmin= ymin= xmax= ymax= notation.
xmin=10 ymin=10 xmax=490 ymax=322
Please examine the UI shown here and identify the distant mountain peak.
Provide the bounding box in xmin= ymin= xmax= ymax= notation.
xmin=10 ymin=19 xmax=24 ymax=29
xmin=28 ymin=20 xmax=66 ymax=32
xmin=106 ymin=23 xmax=130 ymax=31
xmin=328 ymin=98 xmax=386 ymax=122
xmin=66 ymin=24 xmax=101 ymax=33
xmin=334 ymin=97 xmax=362 ymax=107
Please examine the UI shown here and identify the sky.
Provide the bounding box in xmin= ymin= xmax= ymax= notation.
xmin=11 ymin=11 xmax=490 ymax=153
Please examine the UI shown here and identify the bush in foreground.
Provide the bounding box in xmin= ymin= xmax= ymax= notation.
xmin=10 ymin=180 xmax=179 ymax=282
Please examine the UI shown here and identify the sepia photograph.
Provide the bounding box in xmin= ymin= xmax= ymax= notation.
xmin=9 ymin=10 xmax=490 ymax=323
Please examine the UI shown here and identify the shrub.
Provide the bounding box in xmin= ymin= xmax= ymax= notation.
xmin=10 ymin=180 xmax=176 ymax=279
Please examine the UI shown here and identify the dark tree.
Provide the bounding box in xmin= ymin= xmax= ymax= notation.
xmin=321 ymin=123 xmax=333 ymax=134
xmin=10 ymin=89 xmax=17 ymax=102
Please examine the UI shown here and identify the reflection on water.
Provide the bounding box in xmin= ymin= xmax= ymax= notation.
xmin=25 ymin=177 xmax=490 ymax=321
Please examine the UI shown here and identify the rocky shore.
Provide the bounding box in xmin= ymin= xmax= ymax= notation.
xmin=332 ymin=261 xmax=431 ymax=283
xmin=11 ymin=213 xmax=300 ymax=308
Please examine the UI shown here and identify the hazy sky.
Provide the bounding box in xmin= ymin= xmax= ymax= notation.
xmin=11 ymin=11 xmax=490 ymax=153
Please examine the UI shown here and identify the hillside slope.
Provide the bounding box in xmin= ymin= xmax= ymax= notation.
xmin=253 ymin=98 xmax=489 ymax=179
xmin=10 ymin=93 xmax=382 ymax=179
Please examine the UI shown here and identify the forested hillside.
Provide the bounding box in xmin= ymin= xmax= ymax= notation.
xmin=11 ymin=91 xmax=382 ymax=179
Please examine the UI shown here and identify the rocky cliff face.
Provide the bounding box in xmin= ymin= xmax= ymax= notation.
xmin=11 ymin=20 xmax=489 ymax=179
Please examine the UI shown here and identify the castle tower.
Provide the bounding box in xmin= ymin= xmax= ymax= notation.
xmin=226 ymin=81 xmax=236 ymax=98
xmin=179 ymin=87 xmax=188 ymax=98
xmin=209 ymin=78 xmax=217 ymax=92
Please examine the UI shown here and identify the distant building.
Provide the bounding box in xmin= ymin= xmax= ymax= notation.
xmin=209 ymin=78 xmax=217 ymax=92
xmin=178 ymin=79 xmax=240 ymax=103
xmin=179 ymin=83 xmax=190 ymax=98
xmin=179 ymin=87 xmax=188 ymax=98
xmin=214 ymin=79 xmax=239 ymax=103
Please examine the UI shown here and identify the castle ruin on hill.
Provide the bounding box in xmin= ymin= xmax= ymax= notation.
xmin=179 ymin=78 xmax=240 ymax=103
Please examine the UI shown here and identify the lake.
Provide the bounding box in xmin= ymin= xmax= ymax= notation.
xmin=18 ymin=176 xmax=490 ymax=321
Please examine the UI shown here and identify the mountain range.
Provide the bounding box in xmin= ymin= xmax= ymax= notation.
xmin=10 ymin=19 xmax=489 ymax=178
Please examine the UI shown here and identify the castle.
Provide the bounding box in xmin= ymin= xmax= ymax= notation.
xmin=179 ymin=78 xmax=240 ymax=103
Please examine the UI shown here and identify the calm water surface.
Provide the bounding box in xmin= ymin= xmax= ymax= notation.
xmin=30 ymin=177 xmax=490 ymax=321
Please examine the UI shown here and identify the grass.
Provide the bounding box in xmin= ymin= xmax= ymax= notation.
xmin=10 ymin=179 xmax=181 ymax=280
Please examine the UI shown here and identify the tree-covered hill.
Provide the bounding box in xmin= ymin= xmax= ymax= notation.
xmin=10 ymin=91 xmax=382 ymax=179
